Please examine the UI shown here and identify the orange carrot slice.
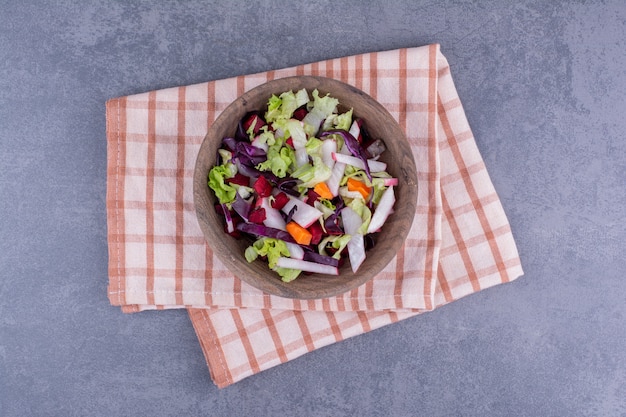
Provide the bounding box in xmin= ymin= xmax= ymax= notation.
xmin=286 ymin=221 xmax=312 ymax=245
xmin=347 ymin=178 xmax=372 ymax=200
xmin=313 ymin=182 xmax=334 ymax=200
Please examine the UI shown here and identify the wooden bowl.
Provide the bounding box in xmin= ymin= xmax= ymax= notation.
xmin=193 ymin=76 xmax=417 ymax=299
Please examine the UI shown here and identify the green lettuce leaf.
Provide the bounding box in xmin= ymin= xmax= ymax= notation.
xmin=370 ymin=178 xmax=392 ymax=205
xmin=218 ymin=149 xmax=233 ymax=164
xmin=294 ymin=88 xmax=310 ymax=107
xmin=304 ymin=137 xmax=323 ymax=157
xmin=322 ymin=108 xmax=354 ymax=131
xmin=340 ymin=165 xmax=371 ymax=187
xmin=265 ymin=89 xmax=309 ymax=123
xmin=318 ymin=234 xmax=352 ymax=259
xmin=314 ymin=198 xmax=337 ymax=219
xmin=302 ymin=89 xmax=339 ymax=136
xmin=244 ymin=238 xmax=302 ymax=282
xmin=245 ymin=238 xmax=291 ymax=269
xmin=284 ymin=119 xmax=308 ymax=149
xmin=208 ymin=163 xmax=237 ymax=204
xmin=291 ymin=156 xmax=332 ymax=189
xmin=244 ymin=245 xmax=259 ymax=263
xmin=348 ymin=198 xmax=372 ymax=235
xmin=275 ymin=267 xmax=301 ymax=282
xmin=254 ymin=126 xmax=277 ymax=146
xmin=311 ymin=89 xmax=339 ymax=117
xmin=256 ymin=139 xmax=295 ymax=178
xmin=265 ymin=94 xmax=283 ymax=122
xmin=334 ymin=108 xmax=354 ymax=131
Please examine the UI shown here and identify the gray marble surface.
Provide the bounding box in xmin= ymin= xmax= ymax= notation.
xmin=1 ymin=1 xmax=625 ymax=416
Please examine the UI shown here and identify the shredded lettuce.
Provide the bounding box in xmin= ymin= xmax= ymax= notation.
xmin=244 ymin=245 xmax=259 ymax=263
xmin=311 ymin=89 xmax=339 ymax=117
xmin=208 ymin=163 xmax=237 ymax=204
xmin=277 ymin=92 xmax=298 ymax=120
xmin=339 ymin=186 xmax=364 ymax=202
xmin=304 ymin=137 xmax=323 ymax=157
xmin=314 ymin=200 xmax=335 ymax=219
xmin=320 ymin=198 xmax=336 ymax=211
xmin=265 ymin=89 xmax=310 ymax=124
xmin=245 ymin=117 xmax=264 ymax=139
xmin=265 ymin=95 xmax=282 ymax=121
xmin=244 ymin=237 xmax=290 ymax=269
xmin=245 ymin=237 xmax=302 ymax=282
xmin=371 ymin=178 xmax=392 ymax=205
xmin=321 ymin=115 xmax=335 ymax=132
xmin=291 ymin=156 xmax=332 ymax=189
xmin=264 ymin=94 xmax=293 ymax=123
xmin=235 ymin=184 xmax=253 ymax=199
xmin=371 ymin=171 xmax=393 ymax=179
xmin=218 ymin=149 xmax=233 ymax=164
xmin=284 ymin=119 xmax=307 ymax=147
xmin=347 ymin=198 xmax=372 ymax=235
xmin=253 ymin=125 xmax=277 ymax=146
xmin=334 ymin=109 xmax=354 ymax=131
xmin=294 ymin=88 xmax=310 ymax=107
xmin=256 ymin=137 xmax=295 ymax=178
xmin=319 ymin=234 xmax=352 ymax=259
xmin=341 ymin=166 xmax=371 ymax=187
xmin=302 ymin=89 xmax=339 ymax=136
xmin=275 ymin=267 xmax=301 ymax=282
xmin=323 ymin=109 xmax=353 ymax=131
xmin=272 ymin=119 xmax=308 ymax=167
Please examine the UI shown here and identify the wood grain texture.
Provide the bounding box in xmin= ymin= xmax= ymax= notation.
xmin=193 ymin=76 xmax=418 ymax=299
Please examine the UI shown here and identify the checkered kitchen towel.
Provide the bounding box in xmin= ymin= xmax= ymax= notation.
xmin=106 ymin=44 xmax=523 ymax=388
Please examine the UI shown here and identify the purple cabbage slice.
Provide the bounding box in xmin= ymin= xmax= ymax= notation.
xmin=235 ymin=141 xmax=266 ymax=166
xmin=322 ymin=196 xmax=346 ymax=235
xmin=223 ymin=137 xmax=267 ymax=166
xmin=222 ymin=136 xmax=238 ymax=151
xmin=227 ymin=141 xmax=267 ymax=179
xmin=275 ymin=177 xmax=301 ymax=197
xmin=235 ymin=119 xmax=248 ymax=142
xmin=236 ymin=222 xmax=297 ymax=244
xmin=323 ymin=215 xmax=343 ymax=235
xmin=231 ymin=192 xmax=252 ymax=222
xmin=235 ymin=160 xmax=261 ymax=178
xmin=303 ymin=250 xmax=340 ymax=267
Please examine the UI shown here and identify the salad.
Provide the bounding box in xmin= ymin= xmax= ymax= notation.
xmin=208 ymin=88 xmax=397 ymax=282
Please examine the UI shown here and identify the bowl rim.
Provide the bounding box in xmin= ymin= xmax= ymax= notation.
xmin=193 ymin=75 xmax=418 ymax=299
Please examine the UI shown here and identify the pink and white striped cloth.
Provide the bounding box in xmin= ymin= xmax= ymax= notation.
xmin=106 ymin=44 xmax=523 ymax=388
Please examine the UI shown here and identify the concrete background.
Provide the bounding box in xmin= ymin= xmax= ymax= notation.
xmin=1 ymin=1 xmax=624 ymax=416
